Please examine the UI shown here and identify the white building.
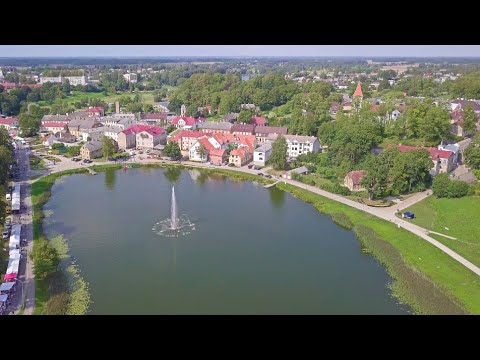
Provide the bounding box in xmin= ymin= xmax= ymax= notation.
xmin=103 ymin=127 xmax=122 ymax=143
xmin=102 ymin=116 xmax=135 ymax=130
xmin=123 ymin=73 xmax=138 ymax=83
xmin=40 ymin=75 xmax=87 ymax=86
xmin=253 ymin=143 xmax=272 ymax=166
xmin=284 ymin=134 xmax=320 ymax=158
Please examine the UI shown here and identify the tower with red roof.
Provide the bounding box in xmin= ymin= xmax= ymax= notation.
xmin=353 ymin=82 xmax=363 ymax=99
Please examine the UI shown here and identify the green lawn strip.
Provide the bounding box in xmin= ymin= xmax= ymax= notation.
xmin=405 ymin=196 xmax=480 ymax=267
xmin=29 ymin=155 xmax=47 ymax=170
xmin=31 ymin=168 xmax=89 ymax=314
xmin=277 ymin=183 xmax=478 ymax=314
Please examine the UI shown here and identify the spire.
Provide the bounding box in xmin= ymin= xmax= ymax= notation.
xmin=353 ymin=82 xmax=363 ymax=98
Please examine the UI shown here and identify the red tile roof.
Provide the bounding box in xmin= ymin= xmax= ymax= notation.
xmin=0 ymin=118 xmax=18 ymax=125
xmin=398 ymin=145 xmax=453 ymax=159
xmin=171 ymin=116 xmax=198 ymax=126
xmin=230 ymin=148 xmax=248 ymax=159
xmin=353 ymin=82 xmax=363 ymax=97
xmin=251 ymin=116 xmax=267 ymax=126
xmin=86 ymin=107 xmax=104 ymax=113
xmin=346 ymin=170 xmax=367 ymax=185
xmin=142 ymin=127 xmax=165 ymax=136
xmin=231 ymin=123 xmax=255 ymax=133
xmin=197 ymin=137 xmax=215 ymax=151
xmin=209 ymin=148 xmax=225 ymax=157
xmin=122 ymin=125 xmax=152 ymax=135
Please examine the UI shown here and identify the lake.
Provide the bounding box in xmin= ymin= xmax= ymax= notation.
xmin=43 ymin=167 xmax=410 ymax=314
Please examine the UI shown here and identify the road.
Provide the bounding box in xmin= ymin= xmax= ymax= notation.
xmin=10 ymin=143 xmax=35 ymax=315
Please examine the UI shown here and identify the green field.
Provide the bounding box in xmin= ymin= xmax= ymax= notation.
xmin=405 ymin=196 xmax=480 ymax=268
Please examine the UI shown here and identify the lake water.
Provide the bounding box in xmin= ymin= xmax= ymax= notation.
xmin=43 ymin=167 xmax=410 ymax=314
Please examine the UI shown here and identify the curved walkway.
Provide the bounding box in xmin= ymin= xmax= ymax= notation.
xmin=35 ymin=154 xmax=480 ymax=278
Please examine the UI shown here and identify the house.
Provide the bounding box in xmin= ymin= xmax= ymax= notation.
xmin=197 ymin=105 xmax=212 ymax=115
xmin=343 ymin=101 xmax=352 ymax=111
xmin=330 ymin=102 xmax=340 ymax=115
xmin=140 ymin=113 xmax=167 ymax=126
xmin=112 ymin=113 xmax=137 ymax=122
xmin=241 ymin=103 xmax=259 ymax=112
xmin=253 ymin=143 xmax=272 ymax=166
xmin=86 ymin=106 xmax=105 ymax=117
xmin=284 ymin=134 xmax=321 ymax=158
xmin=250 ymin=116 xmax=267 ymax=126
xmin=135 ymin=127 xmax=167 ymax=149
xmin=41 ymin=122 xmax=67 ymax=133
xmin=154 ymin=101 xmax=170 ymax=113
xmin=456 ymin=138 xmax=473 ymax=164
xmin=254 ymin=126 xmax=288 ymax=143
xmin=229 ymin=148 xmax=253 ymax=167
xmin=123 ymin=73 xmax=138 ymax=83
xmin=80 ymin=126 xmax=106 ymax=142
xmin=283 ymin=166 xmax=309 ymax=180
xmin=450 ymin=99 xmax=480 ymax=113
xmin=398 ymin=145 xmax=454 ymax=175
xmin=54 ymin=132 xmax=76 ymax=143
xmin=189 ymin=137 xmax=215 ymax=162
xmin=198 ymin=121 xmax=233 ymax=134
xmin=40 ymin=75 xmax=86 ymax=85
xmin=42 ymin=134 xmax=59 ymax=148
xmin=67 ymin=117 xmax=103 ymax=137
xmin=118 ymin=125 xmax=152 ymax=150
xmin=168 ymin=130 xmax=205 ymax=151
xmin=80 ymin=139 xmax=103 ymax=159
xmin=231 ymin=123 xmax=255 ymax=135
xmin=103 ymin=127 xmax=122 ymax=143
xmin=171 ymin=116 xmax=201 ymax=130
xmin=209 ymin=148 xmax=227 ymax=165
xmin=41 ymin=115 xmax=70 ymax=125
xmin=344 ymin=170 xmax=367 ymax=191
xmin=222 ymin=112 xmax=239 ymax=123
xmin=0 ymin=117 xmax=18 ymax=130
xmin=386 ymin=109 xmax=402 ymax=121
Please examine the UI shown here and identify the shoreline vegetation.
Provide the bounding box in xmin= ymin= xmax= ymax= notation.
xmin=31 ymin=163 xmax=476 ymax=314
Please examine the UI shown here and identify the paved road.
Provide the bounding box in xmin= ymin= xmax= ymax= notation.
xmin=31 ymin=153 xmax=480 ymax=279
xmin=10 ymin=144 xmax=35 ymax=315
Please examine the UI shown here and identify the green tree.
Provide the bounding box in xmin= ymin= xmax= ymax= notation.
xmin=102 ymin=136 xmax=117 ymax=158
xmin=66 ymin=145 xmax=81 ymax=157
xmin=269 ymin=135 xmax=288 ymax=170
xmin=391 ymin=150 xmax=432 ymax=193
xmin=143 ymin=103 xmax=154 ymax=113
xmin=463 ymin=105 xmax=477 ymax=135
xmin=237 ymin=109 xmax=255 ymax=123
xmin=62 ymin=79 xmax=71 ymax=95
xmin=432 ymin=173 xmax=470 ymax=198
xmin=418 ymin=106 xmax=450 ymax=143
xmin=197 ymin=144 xmax=208 ymax=161
xmin=464 ymin=137 xmax=480 ymax=169
xmin=361 ymin=156 xmax=389 ymax=200
xmin=18 ymin=113 xmax=40 ymax=136
xmin=163 ymin=141 xmax=181 ymax=159
xmin=31 ymin=238 xmax=60 ymax=279
xmin=166 ymin=125 xmax=176 ymax=134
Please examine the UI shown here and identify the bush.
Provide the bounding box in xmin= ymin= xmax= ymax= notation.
xmin=51 ymin=143 xmax=65 ymax=150
xmin=46 ymin=293 xmax=70 ymax=315
xmin=228 ymin=162 xmax=235 ymax=167
xmin=432 ymin=173 xmax=470 ymax=198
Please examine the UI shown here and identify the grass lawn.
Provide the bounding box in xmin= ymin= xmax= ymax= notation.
xmin=277 ymin=183 xmax=480 ymax=314
xmin=29 ymin=155 xmax=47 ymax=170
xmin=44 ymin=155 xmax=62 ymax=162
xmin=404 ymin=196 xmax=480 ymax=268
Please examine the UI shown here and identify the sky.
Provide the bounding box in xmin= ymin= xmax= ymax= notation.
xmin=0 ymin=45 xmax=479 ymax=57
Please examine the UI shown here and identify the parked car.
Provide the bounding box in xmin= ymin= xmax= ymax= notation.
xmin=83 ymin=159 xmax=92 ymax=164
xmin=247 ymin=165 xmax=253 ymax=169
xmin=254 ymin=166 xmax=261 ymax=170
xmin=402 ymin=212 xmax=415 ymax=220
xmin=257 ymin=173 xmax=264 ymax=176
xmin=265 ymin=174 xmax=272 ymax=179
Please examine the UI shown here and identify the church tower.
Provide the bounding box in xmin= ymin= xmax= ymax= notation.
xmin=352 ymin=82 xmax=363 ymax=111
xmin=180 ymin=104 xmax=186 ymax=117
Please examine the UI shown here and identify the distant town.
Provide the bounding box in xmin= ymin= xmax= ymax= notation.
xmin=1 ymin=55 xmax=480 ymax=315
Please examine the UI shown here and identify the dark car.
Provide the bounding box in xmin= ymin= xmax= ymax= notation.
xmin=247 ymin=165 xmax=253 ymax=169
xmin=83 ymin=159 xmax=92 ymax=164
xmin=257 ymin=173 xmax=264 ymax=176
xmin=265 ymin=174 xmax=272 ymax=179
xmin=253 ymin=166 xmax=261 ymax=170
xmin=402 ymin=212 xmax=415 ymax=220
xmin=72 ymin=158 xmax=80 ymax=162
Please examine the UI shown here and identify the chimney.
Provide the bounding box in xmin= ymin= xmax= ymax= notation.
xmin=115 ymin=101 xmax=120 ymax=114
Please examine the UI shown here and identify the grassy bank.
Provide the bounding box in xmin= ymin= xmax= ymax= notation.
xmin=29 ymin=155 xmax=47 ymax=170
xmin=31 ymin=168 xmax=89 ymax=314
xmin=276 ymin=183 xmax=477 ymax=314
xmin=404 ymin=196 xmax=480 ymax=268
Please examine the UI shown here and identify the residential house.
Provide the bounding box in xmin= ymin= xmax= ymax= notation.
xmin=123 ymin=73 xmax=138 ymax=83
xmin=112 ymin=113 xmax=137 ymax=122
xmin=40 ymin=75 xmax=86 ymax=85
xmin=343 ymin=101 xmax=352 ymax=111
xmin=171 ymin=116 xmax=201 ymax=130
xmin=250 ymin=116 xmax=267 ymax=126
xmin=80 ymin=126 xmax=106 ymax=142
xmin=41 ymin=122 xmax=67 ymax=133
xmin=450 ymin=109 xmax=465 ymax=137
xmin=86 ymin=106 xmax=105 ymax=117
xmin=253 ymin=143 xmax=272 ymax=166
xmin=189 ymin=137 xmax=215 ymax=162
xmin=241 ymin=103 xmax=259 ymax=112
xmin=329 ymin=102 xmax=340 ymax=116
xmin=231 ymin=123 xmax=255 ymax=135
xmin=117 ymin=125 xmax=155 ymax=150
xmin=42 ymin=134 xmax=59 ymax=148
xmin=135 ymin=127 xmax=167 ymax=149
xmin=344 ymin=170 xmax=367 ymax=191
xmin=140 ymin=113 xmax=167 ymax=126
xmin=222 ymin=112 xmax=239 ymax=123
xmin=229 ymin=148 xmax=253 ymax=167
xmin=41 ymin=115 xmax=69 ymax=125
xmin=450 ymin=99 xmax=480 ymax=113
xmin=103 ymin=127 xmax=122 ymax=143
xmin=283 ymin=166 xmax=309 ymax=180
xmin=80 ymin=139 xmax=103 ymax=159
xmin=386 ymin=109 xmax=402 ymax=121
xmin=197 ymin=105 xmax=212 ymax=115
xmin=54 ymin=132 xmax=76 ymax=143
xmin=209 ymin=148 xmax=227 ymax=165
xmin=254 ymin=126 xmax=288 ymax=143
xmin=284 ymin=134 xmax=321 ymax=158
xmin=0 ymin=117 xmax=18 ymax=130
xmin=154 ymin=101 xmax=170 ymax=113
xmin=67 ymin=117 xmax=103 ymax=137
xmin=198 ymin=121 xmax=233 ymax=134
xmin=398 ymin=145 xmax=455 ymax=175
xmin=456 ymin=138 xmax=473 ymax=164
xmin=168 ymin=130 xmax=205 ymax=151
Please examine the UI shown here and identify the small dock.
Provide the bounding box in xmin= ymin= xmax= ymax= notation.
xmin=264 ymin=181 xmax=279 ymax=189
xmin=87 ymin=168 xmax=97 ymax=175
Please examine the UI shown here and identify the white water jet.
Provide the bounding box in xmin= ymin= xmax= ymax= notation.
xmin=171 ymin=186 xmax=179 ymax=230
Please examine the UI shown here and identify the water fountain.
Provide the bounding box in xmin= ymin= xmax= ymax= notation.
xmin=153 ymin=186 xmax=195 ymax=237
